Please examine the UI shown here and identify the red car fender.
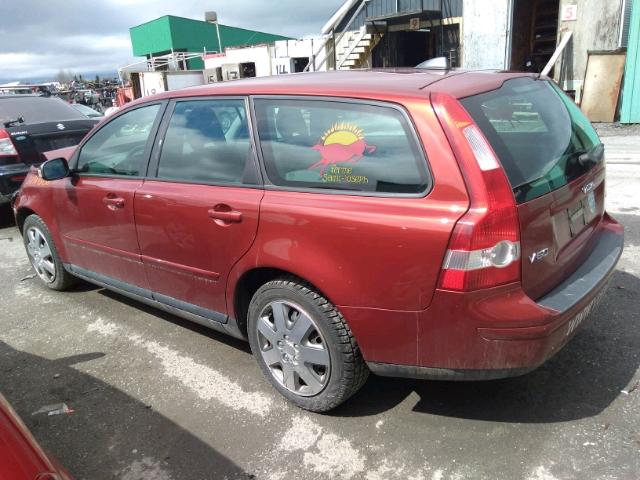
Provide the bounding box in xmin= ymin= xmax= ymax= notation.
xmin=0 ymin=393 xmax=73 ymax=480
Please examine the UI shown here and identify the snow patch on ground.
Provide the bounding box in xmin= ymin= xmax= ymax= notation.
xmin=527 ymin=466 xmax=559 ymax=480
xmin=128 ymin=334 xmax=273 ymax=417
xmin=620 ymin=243 xmax=640 ymax=275
xmin=276 ymin=416 xmax=366 ymax=478
xmin=303 ymin=433 xmax=366 ymax=479
xmin=119 ymin=457 xmax=173 ymax=480
xmin=279 ymin=415 xmax=323 ymax=451
xmin=84 ymin=318 xmax=273 ymax=417
xmin=87 ymin=317 xmax=122 ymax=336
xmin=276 ymin=416 xmax=446 ymax=480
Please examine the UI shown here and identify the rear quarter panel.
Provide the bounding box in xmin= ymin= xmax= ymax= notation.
xmin=227 ymin=97 xmax=469 ymax=313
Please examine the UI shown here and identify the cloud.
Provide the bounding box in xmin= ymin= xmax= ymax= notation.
xmin=0 ymin=0 xmax=344 ymax=81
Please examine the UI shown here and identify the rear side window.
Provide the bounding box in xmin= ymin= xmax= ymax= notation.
xmin=156 ymin=99 xmax=253 ymax=185
xmin=253 ymin=98 xmax=429 ymax=194
xmin=460 ymin=77 xmax=601 ymax=203
xmin=0 ymin=97 xmax=86 ymax=124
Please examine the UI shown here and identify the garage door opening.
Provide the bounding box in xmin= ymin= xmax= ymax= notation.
xmin=510 ymin=0 xmax=561 ymax=74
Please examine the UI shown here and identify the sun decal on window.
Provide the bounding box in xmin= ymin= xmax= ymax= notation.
xmin=310 ymin=123 xmax=376 ymax=176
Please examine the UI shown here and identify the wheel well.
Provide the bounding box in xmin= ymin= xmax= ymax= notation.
xmin=233 ymin=268 xmax=329 ymax=337
xmin=15 ymin=208 xmax=35 ymax=234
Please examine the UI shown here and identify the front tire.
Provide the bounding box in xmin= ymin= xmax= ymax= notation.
xmin=247 ymin=277 xmax=368 ymax=412
xmin=23 ymin=215 xmax=76 ymax=291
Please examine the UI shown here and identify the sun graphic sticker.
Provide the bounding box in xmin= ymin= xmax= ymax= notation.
xmin=309 ymin=123 xmax=376 ymax=184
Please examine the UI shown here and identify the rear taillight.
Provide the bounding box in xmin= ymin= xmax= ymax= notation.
xmin=432 ymin=92 xmax=520 ymax=291
xmin=0 ymin=128 xmax=19 ymax=160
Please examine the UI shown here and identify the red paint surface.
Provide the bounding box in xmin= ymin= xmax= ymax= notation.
xmin=517 ymin=163 xmax=607 ymax=300
xmin=0 ymin=394 xmax=72 ymax=480
xmin=56 ymin=177 xmax=148 ymax=288
xmin=134 ymin=181 xmax=263 ymax=313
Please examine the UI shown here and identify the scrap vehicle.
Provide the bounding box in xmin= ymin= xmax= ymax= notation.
xmin=0 ymin=94 xmax=98 ymax=208
xmin=12 ymin=70 xmax=623 ymax=411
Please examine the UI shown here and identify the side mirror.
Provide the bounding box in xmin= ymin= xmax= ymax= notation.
xmin=40 ymin=157 xmax=70 ymax=181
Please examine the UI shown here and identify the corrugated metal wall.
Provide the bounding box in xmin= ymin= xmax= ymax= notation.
xmin=621 ymin=0 xmax=640 ymax=123
xmin=620 ymin=0 xmax=634 ymax=47
xmin=337 ymin=0 xmax=462 ymax=32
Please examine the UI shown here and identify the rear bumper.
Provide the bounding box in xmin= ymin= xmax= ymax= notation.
xmin=358 ymin=214 xmax=623 ymax=380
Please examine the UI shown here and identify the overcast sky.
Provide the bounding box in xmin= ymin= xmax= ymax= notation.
xmin=0 ymin=0 xmax=344 ymax=82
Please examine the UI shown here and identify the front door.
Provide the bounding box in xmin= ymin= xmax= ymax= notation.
xmin=134 ymin=98 xmax=263 ymax=319
xmin=55 ymin=103 xmax=163 ymax=288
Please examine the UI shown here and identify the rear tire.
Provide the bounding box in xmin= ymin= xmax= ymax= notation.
xmin=247 ymin=277 xmax=368 ymax=412
xmin=23 ymin=215 xmax=76 ymax=291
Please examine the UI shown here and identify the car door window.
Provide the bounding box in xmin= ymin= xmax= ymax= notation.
xmin=76 ymin=104 xmax=161 ymax=176
xmin=253 ymin=98 xmax=430 ymax=194
xmin=156 ymin=99 xmax=253 ymax=185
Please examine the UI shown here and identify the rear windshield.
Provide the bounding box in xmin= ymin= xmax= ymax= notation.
xmin=0 ymin=96 xmax=86 ymax=125
xmin=460 ymin=77 xmax=601 ymax=203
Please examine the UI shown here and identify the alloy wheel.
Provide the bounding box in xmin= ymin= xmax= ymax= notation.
xmin=25 ymin=227 xmax=56 ymax=283
xmin=256 ymin=300 xmax=331 ymax=396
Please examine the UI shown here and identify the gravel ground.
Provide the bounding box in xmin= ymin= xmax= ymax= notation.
xmin=0 ymin=134 xmax=638 ymax=480
xmin=594 ymin=123 xmax=640 ymax=137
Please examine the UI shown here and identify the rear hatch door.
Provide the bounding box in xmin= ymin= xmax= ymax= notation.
xmin=7 ymin=119 xmax=96 ymax=164
xmin=1 ymin=95 xmax=97 ymax=164
xmin=461 ymin=77 xmax=605 ymax=300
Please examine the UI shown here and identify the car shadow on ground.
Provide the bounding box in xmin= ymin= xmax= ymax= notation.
xmin=93 ymin=269 xmax=640 ymax=425
xmin=98 ymin=289 xmax=253 ymax=354
xmin=0 ymin=204 xmax=15 ymax=229
xmin=335 ymin=269 xmax=640 ymax=422
xmin=0 ymin=341 xmax=252 ymax=480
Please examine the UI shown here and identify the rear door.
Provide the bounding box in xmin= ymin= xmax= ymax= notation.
xmin=461 ymin=77 xmax=605 ymax=299
xmin=250 ymin=96 xmax=467 ymax=313
xmin=135 ymin=97 xmax=263 ymax=319
xmin=55 ymin=102 xmax=164 ymax=288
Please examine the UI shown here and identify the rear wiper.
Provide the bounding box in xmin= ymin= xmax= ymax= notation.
xmin=577 ymin=143 xmax=604 ymax=168
xmin=3 ymin=116 xmax=25 ymax=128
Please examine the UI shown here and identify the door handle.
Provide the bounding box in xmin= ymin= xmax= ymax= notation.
xmin=103 ymin=195 xmax=125 ymax=210
xmin=208 ymin=206 xmax=242 ymax=224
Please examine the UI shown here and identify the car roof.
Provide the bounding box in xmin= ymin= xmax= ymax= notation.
xmin=0 ymin=94 xmax=43 ymax=99
xmin=142 ymin=69 xmax=538 ymax=105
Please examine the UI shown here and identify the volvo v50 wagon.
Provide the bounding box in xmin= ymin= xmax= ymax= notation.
xmin=13 ymin=70 xmax=623 ymax=411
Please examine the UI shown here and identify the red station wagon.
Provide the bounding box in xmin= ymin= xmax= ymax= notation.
xmin=12 ymin=70 xmax=624 ymax=411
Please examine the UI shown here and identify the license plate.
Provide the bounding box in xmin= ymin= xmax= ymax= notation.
xmin=568 ymin=202 xmax=587 ymax=237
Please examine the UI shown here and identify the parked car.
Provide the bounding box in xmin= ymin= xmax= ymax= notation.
xmin=12 ymin=70 xmax=623 ymax=412
xmin=0 ymin=392 xmax=73 ymax=479
xmin=0 ymin=94 xmax=98 ymax=206
xmin=70 ymin=102 xmax=104 ymax=119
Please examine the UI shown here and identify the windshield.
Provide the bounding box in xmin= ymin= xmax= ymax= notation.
xmin=460 ymin=77 xmax=601 ymax=203
xmin=72 ymin=103 xmax=103 ymax=118
xmin=0 ymin=96 xmax=86 ymax=124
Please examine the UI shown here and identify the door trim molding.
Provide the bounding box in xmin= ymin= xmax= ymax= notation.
xmin=65 ymin=264 xmax=246 ymax=340
xmin=141 ymin=255 xmax=220 ymax=283
xmin=63 ymin=236 xmax=143 ymax=264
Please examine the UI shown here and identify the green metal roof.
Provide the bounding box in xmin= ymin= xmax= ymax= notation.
xmin=130 ymin=15 xmax=292 ymax=58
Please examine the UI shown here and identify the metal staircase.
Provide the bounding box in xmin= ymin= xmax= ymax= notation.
xmin=304 ymin=0 xmax=383 ymax=72
xmin=335 ymin=26 xmax=383 ymax=69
